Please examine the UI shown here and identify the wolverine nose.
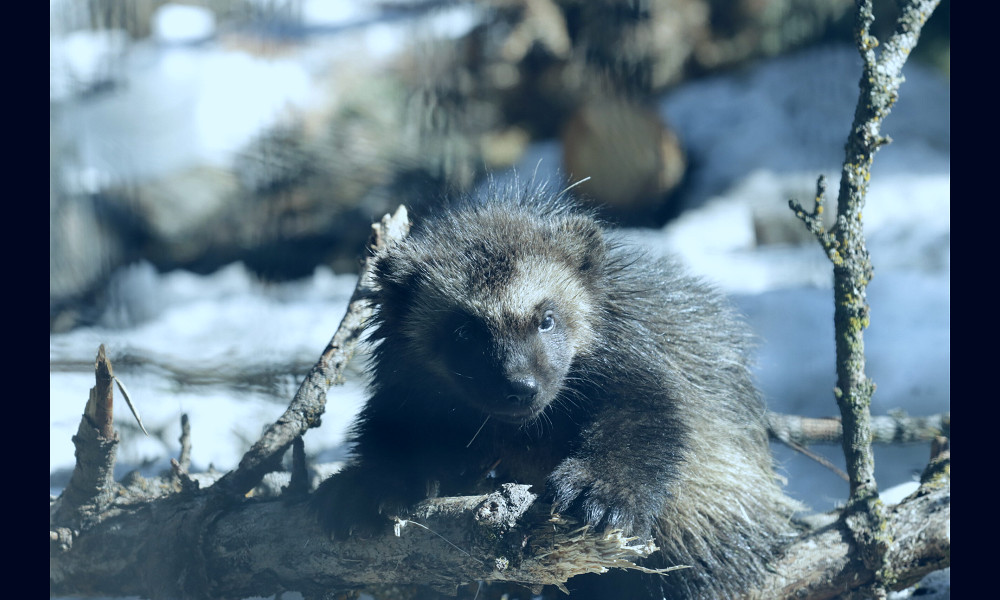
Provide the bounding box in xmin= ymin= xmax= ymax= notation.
xmin=504 ymin=377 xmax=538 ymax=405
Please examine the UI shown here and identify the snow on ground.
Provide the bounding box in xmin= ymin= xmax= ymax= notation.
xmin=49 ymin=263 xmax=368 ymax=492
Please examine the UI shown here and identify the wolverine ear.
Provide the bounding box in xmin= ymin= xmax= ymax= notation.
xmin=558 ymin=214 xmax=606 ymax=275
xmin=372 ymin=246 xmax=405 ymax=288
xmin=371 ymin=247 xmax=419 ymax=331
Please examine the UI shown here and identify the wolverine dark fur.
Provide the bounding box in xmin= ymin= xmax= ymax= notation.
xmin=313 ymin=183 xmax=800 ymax=598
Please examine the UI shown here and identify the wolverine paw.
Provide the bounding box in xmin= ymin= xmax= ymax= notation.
xmin=311 ymin=467 xmax=409 ymax=539
xmin=548 ymin=458 xmax=658 ymax=539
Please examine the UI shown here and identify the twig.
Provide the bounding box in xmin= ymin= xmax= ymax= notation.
xmin=212 ymin=206 xmax=411 ymax=499
xmin=769 ymin=408 xmax=950 ymax=493
xmin=777 ymin=437 xmax=849 ymax=482
xmin=788 ymin=176 xmax=840 ymax=263
xmin=171 ymin=458 xmax=199 ymax=494
xmin=177 ymin=413 xmax=192 ymax=472
xmin=767 ymin=411 xmax=950 ymax=446
xmin=91 ymin=344 xmax=115 ymax=439
xmin=789 ymin=1 xmax=941 ymax=595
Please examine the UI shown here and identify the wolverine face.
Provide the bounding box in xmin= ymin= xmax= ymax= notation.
xmin=416 ymin=242 xmax=598 ymax=423
xmin=371 ymin=199 xmax=606 ymax=423
xmin=431 ymin=301 xmax=574 ymax=423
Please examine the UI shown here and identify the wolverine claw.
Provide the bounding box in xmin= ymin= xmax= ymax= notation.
xmin=548 ymin=457 xmax=657 ymax=538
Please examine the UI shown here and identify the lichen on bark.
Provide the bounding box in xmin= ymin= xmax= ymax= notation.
xmin=788 ymin=1 xmax=941 ymax=596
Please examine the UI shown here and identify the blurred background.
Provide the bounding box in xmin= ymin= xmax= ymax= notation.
xmin=50 ymin=0 xmax=949 ymax=530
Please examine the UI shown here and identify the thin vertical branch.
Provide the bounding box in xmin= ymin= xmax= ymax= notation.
xmin=789 ymin=0 xmax=940 ymax=596
xmin=91 ymin=344 xmax=115 ymax=439
xmin=178 ymin=413 xmax=192 ymax=472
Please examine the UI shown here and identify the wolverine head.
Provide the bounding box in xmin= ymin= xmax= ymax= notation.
xmin=369 ymin=190 xmax=606 ymax=423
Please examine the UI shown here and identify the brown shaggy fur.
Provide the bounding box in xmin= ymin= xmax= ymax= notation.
xmin=313 ymin=180 xmax=801 ymax=598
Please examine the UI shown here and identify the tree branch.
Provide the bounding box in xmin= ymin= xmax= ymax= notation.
xmin=49 ymin=479 xmax=665 ymax=598
xmin=50 ymin=344 xmax=120 ymax=529
xmin=789 ymin=1 xmax=941 ymax=595
xmin=211 ymin=206 xmax=411 ymax=500
xmin=755 ymin=481 xmax=950 ymax=600
xmin=767 ymin=411 xmax=950 ymax=447
xmin=177 ymin=413 xmax=192 ymax=472
xmin=50 ymin=452 xmax=949 ymax=600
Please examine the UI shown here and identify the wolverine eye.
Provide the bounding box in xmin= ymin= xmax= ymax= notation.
xmin=539 ymin=311 xmax=556 ymax=332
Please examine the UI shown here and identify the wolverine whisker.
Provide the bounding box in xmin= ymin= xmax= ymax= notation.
xmin=466 ymin=416 xmax=490 ymax=448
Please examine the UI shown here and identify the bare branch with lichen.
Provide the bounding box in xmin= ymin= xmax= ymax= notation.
xmin=789 ymin=0 xmax=942 ymax=596
xmin=788 ymin=175 xmax=839 ymax=261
